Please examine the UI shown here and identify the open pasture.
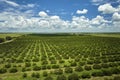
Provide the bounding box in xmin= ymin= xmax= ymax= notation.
xmin=0 ymin=33 xmax=22 ymax=38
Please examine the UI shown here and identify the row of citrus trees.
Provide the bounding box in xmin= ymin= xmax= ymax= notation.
xmin=0 ymin=34 xmax=120 ymax=80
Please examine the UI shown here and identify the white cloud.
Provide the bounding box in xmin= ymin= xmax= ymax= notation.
xmin=27 ymin=4 xmax=35 ymax=8
xmin=76 ymin=9 xmax=88 ymax=14
xmin=0 ymin=11 xmax=69 ymax=31
xmin=21 ymin=4 xmax=35 ymax=9
xmin=98 ymin=3 xmax=116 ymax=14
xmin=38 ymin=11 xmax=48 ymax=17
xmin=38 ymin=20 xmax=50 ymax=28
xmin=92 ymin=0 xmax=103 ymax=2
xmin=71 ymin=16 xmax=90 ymax=29
xmin=0 ymin=0 xmax=36 ymax=10
xmin=91 ymin=0 xmax=105 ymax=5
xmin=92 ymin=0 xmax=120 ymax=6
xmin=3 ymin=0 xmax=19 ymax=7
xmin=112 ymin=12 xmax=120 ymax=21
xmin=50 ymin=16 xmax=60 ymax=20
xmin=0 ymin=9 xmax=120 ymax=32
xmin=112 ymin=12 xmax=120 ymax=28
xmin=91 ymin=15 xmax=110 ymax=25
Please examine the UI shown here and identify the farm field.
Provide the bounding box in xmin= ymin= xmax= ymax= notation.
xmin=0 ymin=33 xmax=120 ymax=80
xmin=88 ymin=33 xmax=120 ymax=38
xmin=0 ymin=33 xmax=23 ymax=38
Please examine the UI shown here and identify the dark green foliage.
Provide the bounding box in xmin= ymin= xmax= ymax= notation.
xmin=81 ymin=72 xmax=91 ymax=78
xmin=75 ymin=66 xmax=83 ymax=72
xmin=0 ymin=68 xmax=7 ymax=74
xmin=4 ymin=63 xmax=11 ymax=68
xmin=75 ymin=58 xmax=80 ymax=62
xmin=93 ymin=64 xmax=102 ymax=69
xmin=84 ymin=65 xmax=92 ymax=71
xmin=113 ymin=76 xmax=120 ymax=80
xmin=87 ymin=60 xmax=94 ymax=64
xmin=22 ymin=67 xmax=26 ymax=72
xmin=54 ymin=69 xmax=63 ymax=75
xmin=35 ymin=72 xmax=40 ymax=78
xmin=25 ymin=62 xmax=31 ymax=67
xmin=52 ymin=64 xmax=59 ymax=69
xmin=92 ymin=71 xmax=104 ymax=77
xmin=110 ymin=67 xmax=120 ymax=74
xmin=31 ymin=72 xmax=35 ymax=77
xmin=57 ymin=75 xmax=66 ymax=80
xmin=43 ymin=71 xmax=48 ymax=77
xmin=51 ymin=60 xmax=57 ymax=64
xmin=44 ymin=76 xmax=53 ymax=80
xmin=70 ymin=62 xmax=77 ymax=67
xmin=46 ymin=65 xmax=51 ymax=69
xmin=33 ymin=66 xmax=41 ymax=71
xmin=102 ymin=59 xmax=108 ymax=63
xmin=94 ymin=59 xmax=101 ymax=64
xmin=41 ymin=65 xmax=47 ymax=70
xmin=31 ymin=72 xmax=40 ymax=78
xmin=9 ymin=68 xmax=18 ymax=73
xmin=65 ymin=67 xmax=73 ymax=73
xmin=32 ymin=63 xmax=37 ymax=66
xmin=32 ymin=58 xmax=39 ymax=62
xmin=102 ymin=69 xmax=112 ymax=76
xmin=59 ymin=60 xmax=65 ymax=64
xmin=101 ymin=63 xmax=109 ymax=68
xmin=109 ymin=62 xmax=118 ymax=67
xmin=6 ymin=36 xmax=12 ymax=40
xmin=68 ymin=73 xmax=79 ymax=80
xmin=0 ymin=38 xmax=5 ymax=43
xmin=25 ymin=67 xmax=31 ymax=71
xmin=42 ymin=60 xmax=48 ymax=65
xmin=78 ymin=61 xmax=86 ymax=66
xmin=22 ymin=73 xmax=27 ymax=78
xmin=64 ymin=64 xmax=70 ymax=67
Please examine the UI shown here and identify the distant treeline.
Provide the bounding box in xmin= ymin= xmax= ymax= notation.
xmin=28 ymin=33 xmax=87 ymax=37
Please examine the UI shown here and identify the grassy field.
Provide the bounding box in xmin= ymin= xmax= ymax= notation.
xmin=88 ymin=33 xmax=120 ymax=38
xmin=0 ymin=33 xmax=23 ymax=38
xmin=0 ymin=33 xmax=120 ymax=80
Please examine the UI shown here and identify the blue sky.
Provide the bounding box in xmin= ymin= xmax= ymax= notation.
xmin=0 ymin=0 xmax=120 ymax=32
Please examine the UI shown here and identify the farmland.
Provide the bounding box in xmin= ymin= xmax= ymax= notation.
xmin=0 ymin=33 xmax=22 ymax=38
xmin=0 ymin=33 xmax=120 ymax=80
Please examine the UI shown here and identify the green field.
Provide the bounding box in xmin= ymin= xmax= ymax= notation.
xmin=88 ymin=33 xmax=120 ymax=38
xmin=0 ymin=33 xmax=120 ymax=80
xmin=0 ymin=33 xmax=23 ymax=38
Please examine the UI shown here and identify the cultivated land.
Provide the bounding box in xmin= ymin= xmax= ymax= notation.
xmin=0 ymin=33 xmax=120 ymax=80
xmin=0 ymin=33 xmax=22 ymax=38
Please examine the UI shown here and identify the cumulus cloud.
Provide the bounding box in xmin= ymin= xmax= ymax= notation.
xmin=0 ymin=11 xmax=69 ymax=31
xmin=71 ymin=16 xmax=90 ymax=29
xmin=112 ymin=12 xmax=120 ymax=28
xmin=98 ymin=3 xmax=116 ymax=14
xmin=112 ymin=12 xmax=120 ymax=21
xmin=50 ymin=16 xmax=60 ymax=20
xmin=0 ymin=9 xmax=120 ymax=32
xmin=38 ymin=11 xmax=48 ymax=17
xmin=91 ymin=15 xmax=110 ymax=25
xmin=76 ymin=9 xmax=88 ymax=14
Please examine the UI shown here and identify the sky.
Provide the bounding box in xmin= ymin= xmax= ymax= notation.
xmin=0 ymin=0 xmax=120 ymax=32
